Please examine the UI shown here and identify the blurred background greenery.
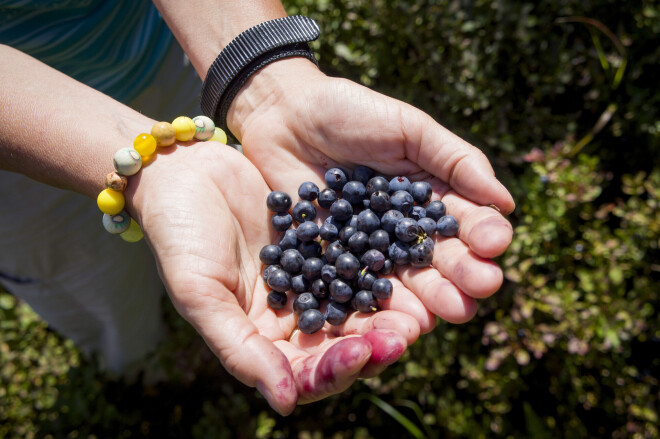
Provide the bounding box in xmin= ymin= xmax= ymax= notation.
xmin=1 ymin=0 xmax=658 ymax=437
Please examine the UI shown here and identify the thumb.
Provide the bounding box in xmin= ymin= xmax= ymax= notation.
xmin=176 ymin=282 xmax=298 ymax=415
xmin=410 ymin=112 xmax=515 ymax=214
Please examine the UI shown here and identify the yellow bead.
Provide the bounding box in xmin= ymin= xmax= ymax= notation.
xmin=151 ymin=122 xmax=176 ymax=147
xmin=133 ymin=133 xmax=157 ymax=156
xmin=172 ymin=116 xmax=196 ymax=142
xmin=210 ymin=127 xmax=228 ymax=144
xmin=120 ymin=218 xmax=144 ymax=242
xmin=97 ymin=189 xmax=125 ymax=215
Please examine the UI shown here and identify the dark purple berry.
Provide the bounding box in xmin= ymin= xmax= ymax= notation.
xmin=372 ymin=278 xmax=393 ymax=300
xmin=329 ymin=279 xmax=354 ymax=303
xmin=318 ymin=188 xmax=338 ymax=208
xmin=259 ymin=244 xmax=282 ymax=266
xmin=267 ymin=268 xmax=292 ymax=292
xmin=324 ymin=168 xmax=349 ymax=192
xmin=335 ymin=252 xmax=360 ymax=280
xmin=298 ymin=181 xmax=320 ymax=201
xmin=330 ymin=199 xmax=353 ymax=221
xmin=360 ymin=249 xmax=386 ymax=271
xmin=381 ymin=210 xmax=404 ymax=233
xmin=279 ymin=229 xmax=299 ymax=250
xmin=389 ymin=176 xmax=411 ymax=193
xmin=366 ymin=176 xmax=390 ymax=196
xmin=311 ymin=278 xmax=328 ymax=299
xmin=266 ymin=191 xmax=292 ymax=213
xmin=298 ymin=309 xmax=325 ymax=334
xmin=321 ymin=264 xmax=337 ymax=283
xmin=357 ymin=209 xmax=381 ymax=234
xmin=271 ymin=212 xmax=293 ymax=231
xmin=410 ymin=181 xmax=432 ymax=204
xmin=324 ymin=301 xmax=348 ymax=325
xmin=262 ymin=264 xmax=281 ymax=282
xmin=324 ymin=240 xmax=345 ymax=264
xmin=293 ymin=292 xmax=320 ymax=314
xmin=353 ymin=290 xmax=378 ymax=313
xmin=436 ymin=215 xmax=459 ymax=237
xmin=357 ymin=269 xmax=378 ymax=290
xmin=395 ymin=217 xmax=420 ymax=242
xmin=369 ymin=191 xmax=391 ymax=212
xmin=418 ymin=217 xmax=437 ymax=237
xmin=302 ymin=257 xmax=323 ymax=281
xmin=342 ymin=181 xmax=367 ymax=205
xmin=267 ymin=290 xmax=287 ymax=309
xmin=348 ymin=231 xmax=370 ymax=254
xmin=280 ymin=249 xmax=305 ymax=273
xmin=296 ymin=221 xmax=319 ymax=242
xmin=369 ymin=229 xmax=390 ymax=253
xmin=319 ymin=222 xmax=339 ymax=241
xmin=389 ymin=241 xmax=411 ymax=265
xmin=297 ymin=240 xmax=322 ymax=259
xmin=339 ymin=225 xmax=357 ymax=245
xmin=292 ymin=200 xmax=316 ymax=223
xmin=379 ymin=259 xmax=394 ymax=275
xmin=426 ymin=201 xmax=447 ymax=221
xmin=410 ymin=206 xmax=426 ymax=221
xmin=390 ymin=190 xmax=414 ymax=215
xmin=409 ymin=241 xmax=434 ymax=268
xmin=291 ymin=274 xmax=310 ymax=294
xmin=352 ymin=166 xmax=375 ymax=185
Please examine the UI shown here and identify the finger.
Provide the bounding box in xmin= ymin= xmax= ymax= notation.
xmin=175 ymin=280 xmax=298 ymax=415
xmin=359 ymin=329 xmax=408 ymax=378
xmin=433 ymin=236 xmax=504 ymax=299
xmin=275 ymin=336 xmax=372 ymax=404
xmin=440 ymin=190 xmax=514 ymax=259
xmin=395 ymin=264 xmax=478 ymax=323
xmin=337 ymin=308 xmax=423 ymax=345
xmin=406 ymin=112 xmax=515 ymax=214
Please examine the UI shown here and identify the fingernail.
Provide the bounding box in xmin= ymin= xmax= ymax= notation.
xmin=256 ymin=380 xmax=285 ymax=416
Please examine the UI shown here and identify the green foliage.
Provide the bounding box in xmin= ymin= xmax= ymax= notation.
xmin=1 ymin=1 xmax=659 ymax=437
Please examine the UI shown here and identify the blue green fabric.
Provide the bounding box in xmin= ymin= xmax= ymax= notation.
xmin=0 ymin=0 xmax=173 ymax=103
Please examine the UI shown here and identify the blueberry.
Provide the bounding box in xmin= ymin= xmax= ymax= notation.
xmin=292 ymin=200 xmax=317 ymax=223
xmin=259 ymin=244 xmax=282 ymax=266
xmin=348 ymin=231 xmax=370 ymax=254
xmin=357 ymin=269 xmax=378 ymax=290
xmin=279 ymin=228 xmax=299 ymax=250
xmin=418 ymin=217 xmax=437 ymax=237
xmin=389 ymin=241 xmax=411 ymax=265
xmin=298 ymin=181 xmax=320 ymax=201
xmin=293 ymin=292 xmax=320 ymax=314
xmin=324 ymin=215 xmax=344 ymax=230
xmin=271 ymin=212 xmax=293 ymax=231
xmin=267 ymin=290 xmax=287 ymax=309
xmin=409 ymin=241 xmax=434 ymax=268
xmin=410 ymin=181 xmax=432 ymax=204
xmin=357 ymin=209 xmax=381 ymax=234
xmin=296 ymin=221 xmax=319 ymax=242
xmin=426 ymin=201 xmax=447 ymax=221
xmin=360 ymin=249 xmax=386 ymax=272
xmin=291 ymin=274 xmax=310 ymax=294
xmin=410 ymin=206 xmax=426 ymax=221
xmin=298 ymin=309 xmax=325 ymax=334
xmin=346 ymin=215 xmax=359 ymax=228
xmin=324 ymin=301 xmax=348 ymax=325
xmin=381 ymin=210 xmax=404 ymax=233
xmin=390 ymin=190 xmax=414 ymax=215
xmin=369 ymin=190 xmax=391 ymax=212
xmin=321 ymin=264 xmax=337 ymax=283
xmin=366 ymin=176 xmax=390 ymax=196
xmin=267 ymin=268 xmax=292 ymax=292
xmin=329 ymin=279 xmax=354 ymax=303
xmin=335 ymin=252 xmax=360 ymax=280
xmin=379 ymin=259 xmax=394 ymax=275
xmin=318 ymin=188 xmax=338 ymax=209
xmin=353 ymin=290 xmax=378 ymax=313
xmin=389 ymin=176 xmax=411 ymax=193
xmin=372 ymin=278 xmax=393 ymax=300
xmin=297 ymin=240 xmax=322 ymax=259
xmin=311 ymin=278 xmax=328 ymax=299
xmin=302 ymin=257 xmax=323 ymax=281
xmin=395 ymin=217 xmax=420 ymax=242
xmin=436 ymin=215 xmax=459 ymax=237
xmin=330 ymin=199 xmax=353 ymax=221
xmin=262 ymin=264 xmax=281 ymax=282
xmin=369 ymin=229 xmax=390 ymax=253
xmin=280 ymin=249 xmax=305 ymax=273
xmin=352 ymin=165 xmax=375 ymax=185
xmin=342 ymin=181 xmax=367 ymax=205
xmin=339 ymin=225 xmax=358 ymax=245
xmin=324 ymin=240 xmax=345 ymax=264
xmin=266 ymin=191 xmax=292 ymax=213
xmin=319 ymin=222 xmax=339 ymax=241
xmin=324 ymin=168 xmax=349 ymax=192
xmin=362 ymin=199 xmax=371 ymax=210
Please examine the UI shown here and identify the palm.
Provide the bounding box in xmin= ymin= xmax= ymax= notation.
xmin=237 ymin=70 xmax=515 ymax=329
xmin=131 ymin=141 xmax=410 ymax=413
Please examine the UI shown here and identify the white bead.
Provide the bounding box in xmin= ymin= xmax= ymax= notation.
xmin=113 ymin=148 xmax=142 ymax=176
xmin=192 ymin=115 xmax=215 ymax=141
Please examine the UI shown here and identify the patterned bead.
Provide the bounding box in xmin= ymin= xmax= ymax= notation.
xmin=102 ymin=211 xmax=131 ymax=234
xmin=192 ymin=115 xmax=215 ymax=141
xmin=133 ymin=133 xmax=157 ymax=157
xmin=172 ymin=116 xmax=196 ymax=142
xmin=120 ymin=218 xmax=144 ymax=242
xmin=151 ymin=121 xmax=176 ymax=147
xmin=113 ymin=147 xmax=142 ymax=176
xmin=97 ymin=189 xmax=125 ymax=215
xmin=105 ymin=172 xmax=127 ymax=191
xmin=210 ymin=127 xmax=228 ymax=144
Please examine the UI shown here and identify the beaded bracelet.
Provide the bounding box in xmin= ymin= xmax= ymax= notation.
xmin=96 ymin=115 xmax=228 ymax=242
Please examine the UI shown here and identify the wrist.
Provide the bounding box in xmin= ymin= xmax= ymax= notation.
xmin=226 ymin=57 xmax=323 ymax=141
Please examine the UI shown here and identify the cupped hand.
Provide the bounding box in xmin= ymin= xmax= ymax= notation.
xmin=229 ymin=58 xmax=515 ymax=332
xmin=125 ymin=141 xmax=414 ymax=415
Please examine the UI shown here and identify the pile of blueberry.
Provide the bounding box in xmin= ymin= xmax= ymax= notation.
xmin=260 ymin=166 xmax=459 ymax=334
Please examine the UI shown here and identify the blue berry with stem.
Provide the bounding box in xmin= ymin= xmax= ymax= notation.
xmin=418 ymin=217 xmax=437 ymax=237
xmin=292 ymin=200 xmax=316 ymax=223
xmin=395 ymin=217 xmax=420 ymax=242
xmin=353 ymin=290 xmax=378 ymax=313
xmin=357 ymin=268 xmax=378 ymax=290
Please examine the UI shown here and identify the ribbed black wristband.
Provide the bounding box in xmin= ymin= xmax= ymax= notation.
xmin=200 ymin=15 xmax=320 ymax=136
